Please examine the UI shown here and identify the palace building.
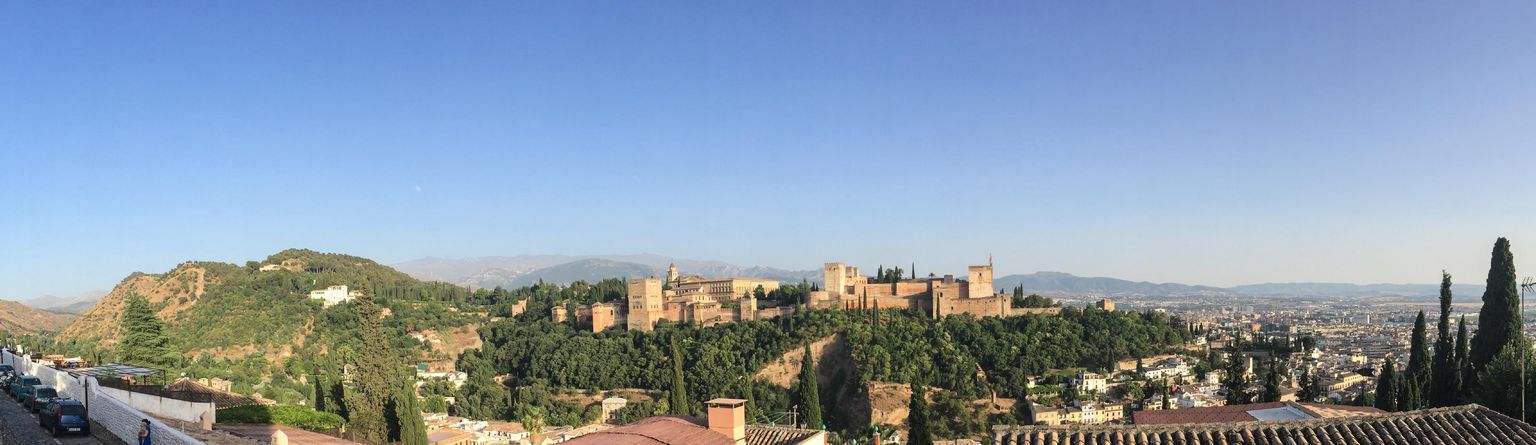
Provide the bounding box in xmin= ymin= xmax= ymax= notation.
xmin=554 ymin=264 xmax=791 ymax=333
xmin=807 ymin=260 xmax=1013 ymax=319
xmin=554 ymin=259 xmax=1020 ymax=332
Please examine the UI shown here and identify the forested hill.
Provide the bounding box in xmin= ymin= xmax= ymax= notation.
xmin=56 ymin=248 xmax=471 ymax=357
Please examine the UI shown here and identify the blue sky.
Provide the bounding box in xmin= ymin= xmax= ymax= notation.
xmin=4 ymin=1 xmax=1536 ymax=300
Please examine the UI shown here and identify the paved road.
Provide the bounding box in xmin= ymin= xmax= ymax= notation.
xmin=0 ymin=390 xmax=112 ymax=445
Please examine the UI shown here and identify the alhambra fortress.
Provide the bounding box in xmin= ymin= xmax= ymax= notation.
xmin=552 ymin=260 xmax=1046 ymax=332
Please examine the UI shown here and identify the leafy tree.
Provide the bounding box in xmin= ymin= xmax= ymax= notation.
xmin=421 ymin=395 xmax=448 ymax=413
xmin=457 ymin=351 xmax=507 ymax=420
xmin=797 ymin=346 xmax=823 ymax=429
xmin=1470 ymin=237 xmax=1521 ymax=372
xmin=669 ymin=335 xmax=689 ymax=415
xmin=1431 ymin=272 xmax=1458 ymax=407
xmin=119 ymin=294 xmax=177 ymax=367
xmin=1375 ymin=358 xmax=1398 ymax=412
xmin=906 ymin=383 xmax=933 ymax=445
xmin=1474 ymin=336 xmax=1536 ymax=420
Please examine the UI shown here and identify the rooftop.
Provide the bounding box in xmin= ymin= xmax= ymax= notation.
xmin=561 ymin=415 xmax=823 ymax=445
xmin=1132 ymin=402 xmax=1382 ymax=425
xmin=996 ymin=404 xmax=1534 ymax=445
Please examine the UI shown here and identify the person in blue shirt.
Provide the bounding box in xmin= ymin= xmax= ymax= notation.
xmin=138 ymin=418 xmax=153 ymax=445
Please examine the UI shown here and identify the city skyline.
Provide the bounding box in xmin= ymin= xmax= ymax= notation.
xmin=6 ymin=2 xmax=1536 ymax=300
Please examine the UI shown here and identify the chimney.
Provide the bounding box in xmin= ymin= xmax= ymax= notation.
xmin=706 ymin=398 xmax=747 ymax=444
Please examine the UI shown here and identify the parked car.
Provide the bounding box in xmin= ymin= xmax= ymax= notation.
xmin=25 ymin=385 xmax=58 ymax=412
xmin=39 ymin=399 xmax=89 ymax=437
xmin=9 ymin=375 xmax=40 ymax=400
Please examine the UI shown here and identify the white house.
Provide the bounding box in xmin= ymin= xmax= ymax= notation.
xmin=309 ymin=285 xmax=355 ymax=307
xmin=1074 ymin=372 xmax=1108 ymax=394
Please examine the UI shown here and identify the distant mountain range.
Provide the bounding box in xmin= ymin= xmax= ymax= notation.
xmin=16 ymin=290 xmax=107 ymax=314
xmin=994 ymin=272 xmax=1230 ymax=296
xmin=392 ymin=254 xmax=819 ymax=289
xmin=1227 ymin=282 xmax=1486 ymax=298
xmin=395 ymin=256 xmax=1476 ymax=300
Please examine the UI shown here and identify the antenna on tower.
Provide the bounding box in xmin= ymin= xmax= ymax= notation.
xmin=1521 ymin=276 xmax=1535 ymax=424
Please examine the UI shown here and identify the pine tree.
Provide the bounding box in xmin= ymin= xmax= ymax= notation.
xmin=669 ymin=336 xmax=690 ymax=415
xmin=1260 ymin=358 xmax=1282 ymax=403
xmin=346 ymin=296 xmax=400 ymax=443
xmin=1375 ymin=358 xmax=1398 ymax=412
xmin=1405 ymin=310 xmax=1430 ymax=408
xmin=1431 ymin=272 xmax=1459 ymax=407
xmin=119 ymin=294 xmax=176 ymax=367
xmin=1470 ymin=237 xmax=1521 ymax=372
xmin=798 ymin=346 xmax=823 ymax=429
xmin=907 ymin=383 xmax=933 ymax=445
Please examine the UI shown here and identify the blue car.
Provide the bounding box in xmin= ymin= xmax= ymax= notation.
xmin=39 ymin=399 xmax=89 ymax=437
xmin=9 ymin=375 xmax=39 ymax=400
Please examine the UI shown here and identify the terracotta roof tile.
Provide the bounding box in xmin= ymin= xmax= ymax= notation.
xmin=997 ymin=404 xmax=1533 ymax=445
xmin=562 ymin=416 xmax=822 ymax=445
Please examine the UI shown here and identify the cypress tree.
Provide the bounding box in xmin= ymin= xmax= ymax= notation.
xmin=798 ymin=346 xmax=823 ymax=429
xmin=1375 ymin=358 xmax=1398 ymax=412
xmin=907 ymin=383 xmax=933 ymax=445
xmin=1222 ymin=348 xmax=1251 ymax=405
xmin=313 ymin=374 xmax=330 ymax=414
xmin=1456 ymin=315 xmax=1472 ymax=397
xmin=346 ymin=296 xmax=399 ymax=443
xmin=669 ymin=336 xmax=690 ymax=415
xmin=1260 ymin=358 xmax=1282 ymax=403
xmin=1431 ymin=272 xmax=1458 ymax=407
xmin=1297 ymin=366 xmax=1317 ymax=402
xmin=1161 ymin=381 xmax=1171 ymax=410
xmin=1470 ymin=237 xmax=1520 ymax=372
xmin=1406 ymin=310 xmax=1430 ymax=407
xmin=1397 ymin=372 xmax=1422 ymax=411
xmin=393 ymin=387 xmax=429 ymax=445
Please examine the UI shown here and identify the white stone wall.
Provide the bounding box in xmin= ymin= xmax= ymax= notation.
xmin=2 ymin=351 xmax=208 ymax=445
xmin=97 ymin=385 xmax=216 ymax=425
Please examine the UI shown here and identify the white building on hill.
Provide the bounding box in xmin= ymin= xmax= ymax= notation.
xmin=309 ymin=285 xmax=358 ymax=307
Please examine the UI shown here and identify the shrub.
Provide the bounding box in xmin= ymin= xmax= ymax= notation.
xmin=218 ymin=405 xmax=345 ymax=430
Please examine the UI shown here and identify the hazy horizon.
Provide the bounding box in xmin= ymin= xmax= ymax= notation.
xmin=5 ymin=2 xmax=1536 ymax=300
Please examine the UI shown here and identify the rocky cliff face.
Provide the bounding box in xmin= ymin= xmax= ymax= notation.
xmin=58 ymin=262 xmax=226 ymax=346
